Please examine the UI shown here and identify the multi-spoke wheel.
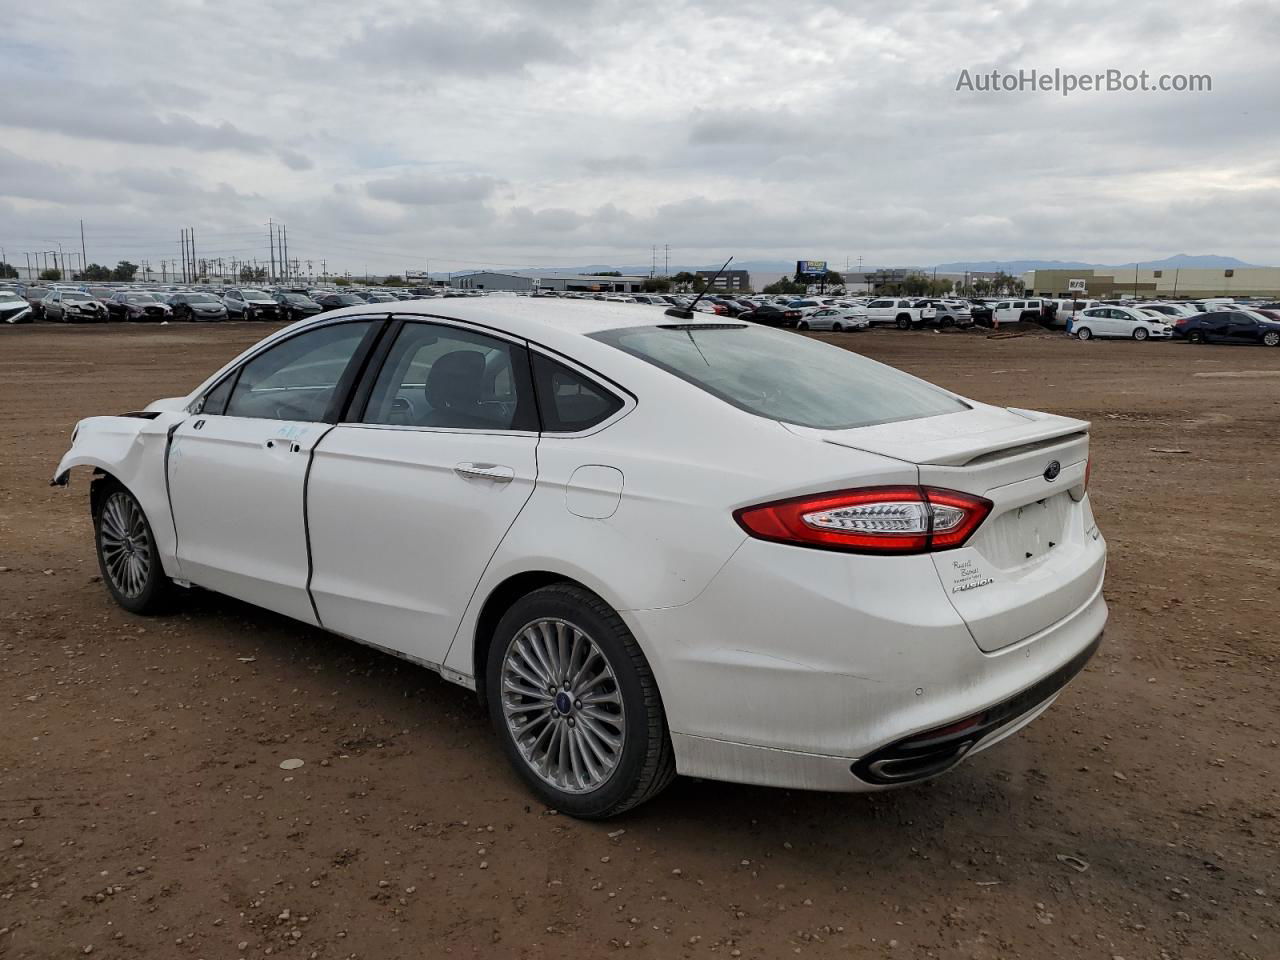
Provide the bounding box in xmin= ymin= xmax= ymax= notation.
xmin=93 ymin=480 xmax=171 ymax=614
xmin=500 ymin=617 xmax=626 ymax=794
xmin=487 ymin=584 xmax=675 ymax=818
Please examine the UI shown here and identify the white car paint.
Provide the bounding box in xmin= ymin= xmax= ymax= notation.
xmin=55 ymin=301 xmax=1106 ymax=805
xmin=1071 ymin=306 xmax=1173 ymax=340
xmin=863 ymin=298 xmax=937 ymax=327
xmin=803 ymin=307 xmax=869 ymax=331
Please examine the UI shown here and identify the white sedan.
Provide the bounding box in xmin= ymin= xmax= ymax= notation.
xmin=802 ymin=307 xmax=869 ymax=331
xmin=55 ymin=301 xmax=1107 ymax=818
xmin=1070 ymin=306 xmax=1173 ymax=341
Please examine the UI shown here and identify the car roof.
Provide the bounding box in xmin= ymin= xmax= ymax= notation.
xmin=288 ymin=296 xmax=691 ymax=345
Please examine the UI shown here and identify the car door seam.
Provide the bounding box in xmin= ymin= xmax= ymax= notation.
xmin=163 ymin=419 xmax=188 ymax=577
xmin=303 ymin=424 xmax=339 ymax=628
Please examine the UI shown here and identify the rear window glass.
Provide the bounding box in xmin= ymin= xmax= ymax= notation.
xmin=591 ymin=325 xmax=968 ymax=430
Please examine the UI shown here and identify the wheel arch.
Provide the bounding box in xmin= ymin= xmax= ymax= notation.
xmin=468 ymin=570 xmax=636 ymax=711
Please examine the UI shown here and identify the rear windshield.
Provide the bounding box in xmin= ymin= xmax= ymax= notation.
xmin=591 ymin=325 xmax=968 ymax=430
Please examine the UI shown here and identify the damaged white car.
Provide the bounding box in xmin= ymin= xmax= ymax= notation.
xmin=54 ymin=300 xmax=1107 ymax=818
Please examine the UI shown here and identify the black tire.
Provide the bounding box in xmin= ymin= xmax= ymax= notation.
xmin=1263 ymin=330 xmax=1280 ymax=347
xmin=486 ymin=583 xmax=676 ymax=819
xmin=831 ymin=322 xmax=843 ymax=332
xmin=895 ymin=314 xmax=911 ymax=330
xmin=939 ymin=316 xmax=954 ymax=328
xmin=1133 ymin=327 xmax=1149 ymax=341
xmin=797 ymin=320 xmax=809 ymax=330
xmin=1075 ymin=326 xmax=1092 ymax=341
xmin=92 ymin=479 xmax=173 ymax=615
xmin=1187 ymin=329 xmax=1204 ymax=343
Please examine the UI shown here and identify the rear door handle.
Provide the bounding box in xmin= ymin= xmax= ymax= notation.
xmin=454 ymin=462 xmax=515 ymax=483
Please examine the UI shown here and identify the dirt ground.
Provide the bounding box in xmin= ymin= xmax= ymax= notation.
xmin=1 ymin=321 xmax=1277 ymax=960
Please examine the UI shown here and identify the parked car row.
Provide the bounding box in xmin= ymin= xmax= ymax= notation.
xmin=7 ymin=281 xmax=473 ymax=324
xmin=1066 ymin=303 xmax=1280 ymax=346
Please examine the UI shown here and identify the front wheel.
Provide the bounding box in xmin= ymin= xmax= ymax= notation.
xmin=487 ymin=584 xmax=676 ymax=819
xmin=1133 ymin=327 xmax=1149 ymax=341
xmin=831 ymin=322 xmax=843 ymax=332
xmin=93 ymin=481 xmax=172 ymax=615
xmin=1263 ymin=330 xmax=1280 ymax=347
xmin=1076 ymin=326 xmax=1093 ymax=341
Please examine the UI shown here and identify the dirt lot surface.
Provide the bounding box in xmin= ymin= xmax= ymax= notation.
xmin=1 ymin=321 xmax=1277 ymax=960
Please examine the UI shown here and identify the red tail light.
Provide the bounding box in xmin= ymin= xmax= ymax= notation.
xmin=734 ymin=486 xmax=992 ymax=555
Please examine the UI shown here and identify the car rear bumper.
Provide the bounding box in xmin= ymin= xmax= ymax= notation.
xmin=627 ymin=537 xmax=1107 ymax=792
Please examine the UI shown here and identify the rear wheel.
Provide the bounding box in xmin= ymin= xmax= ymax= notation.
xmin=93 ymin=480 xmax=172 ymax=615
xmin=895 ymin=314 xmax=911 ymax=330
xmin=1133 ymin=327 xmax=1149 ymax=341
xmin=797 ymin=320 xmax=809 ymax=330
xmin=1187 ymin=329 xmax=1204 ymax=343
xmin=487 ymin=584 xmax=676 ymax=819
xmin=1076 ymin=326 xmax=1092 ymax=341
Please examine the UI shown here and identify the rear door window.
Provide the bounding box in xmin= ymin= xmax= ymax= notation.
xmin=532 ymin=354 xmax=624 ymax=433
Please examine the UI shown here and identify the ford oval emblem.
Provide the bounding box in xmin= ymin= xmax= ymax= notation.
xmin=1044 ymin=460 xmax=1061 ymax=481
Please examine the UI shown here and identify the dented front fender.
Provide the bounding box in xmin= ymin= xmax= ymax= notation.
xmin=52 ymin=410 xmax=188 ymax=577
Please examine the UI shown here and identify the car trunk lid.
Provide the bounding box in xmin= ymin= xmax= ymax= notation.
xmin=784 ymin=403 xmax=1105 ymax=652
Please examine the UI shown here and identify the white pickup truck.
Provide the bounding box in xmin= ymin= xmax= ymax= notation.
xmin=864 ymin=297 xmax=938 ymax=329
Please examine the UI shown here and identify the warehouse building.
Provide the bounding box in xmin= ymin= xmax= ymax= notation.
xmin=694 ymin=268 xmax=752 ymax=291
xmin=448 ymin=271 xmax=650 ymax=293
xmin=450 ymin=271 xmax=535 ymax=292
xmin=1023 ymin=266 xmax=1280 ymax=299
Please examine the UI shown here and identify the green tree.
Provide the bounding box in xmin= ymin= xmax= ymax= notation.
xmin=239 ymin=265 xmax=267 ymax=281
xmin=111 ymin=261 xmax=139 ymax=282
xmin=589 ymin=271 xmax=622 ymax=277
xmin=80 ymin=263 xmax=113 ymax=281
xmin=0 ymin=262 xmax=17 ymax=279
xmin=39 ymin=267 xmax=62 ymax=281
xmin=383 ymin=275 xmax=403 ymax=286
xmin=334 ymin=277 xmax=350 ymax=287
xmin=762 ymin=277 xmax=806 ymax=296
xmin=641 ymin=277 xmax=671 ymax=293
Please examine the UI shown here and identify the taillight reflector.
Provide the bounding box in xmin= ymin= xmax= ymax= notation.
xmin=734 ymin=486 xmax=992 ymax=555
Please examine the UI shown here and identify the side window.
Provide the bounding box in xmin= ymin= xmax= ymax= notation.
xmin=200 ymin=375 xmax=235 ymax=416
xmin=533 ymin=354 xmax=624 ymax=433
xmin=225 ymin=321 xmax=375 ymax=422
xmin=362 ymin=322 xmax=535 ymax=431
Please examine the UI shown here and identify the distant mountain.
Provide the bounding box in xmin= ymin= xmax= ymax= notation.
xmin=931 ymin=254 xmax=1264 ymax=273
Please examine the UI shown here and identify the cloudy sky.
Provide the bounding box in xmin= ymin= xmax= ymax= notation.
xmin=2 ymin=0 xmax=1277 ymax=277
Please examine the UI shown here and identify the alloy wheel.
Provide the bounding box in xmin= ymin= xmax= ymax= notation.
xmin=99 ymin=491 xmax=151 ymax=599
xmin=499 ymin=618 xmax=626 ymax=794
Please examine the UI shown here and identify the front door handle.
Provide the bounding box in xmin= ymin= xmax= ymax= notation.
xmin=454 ymin=462 xmax=515 ymax=483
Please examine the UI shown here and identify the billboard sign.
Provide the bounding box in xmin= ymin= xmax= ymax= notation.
xmin=1067 ymin=278 xmax=1087 ymax=293
xmin=796 ymin=260 xmax=828 ymax=277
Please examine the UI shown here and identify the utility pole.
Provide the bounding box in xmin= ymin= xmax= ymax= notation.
xmin=80 ymin=220 xmax=87 ymax=273
xmin=664 ymin=244 xmax=669 ymax=277
xmin=189 ymin=228 xmax=197 ymax=281
xmin=281 ymin=225 xmax=289 ymax=283
xmin=321 ymin=258 xmax=326 ymax=280
xmin=268 ymin=219 xmax=277 ymax=284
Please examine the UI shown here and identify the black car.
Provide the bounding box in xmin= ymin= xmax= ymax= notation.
xmin=273 ymin=291 xmax=324 ymax=322
xmin=739 ymin=304 xmax=802 ymax=327
xmin=969 ymin=301 xmax=994 ymax=327
xmin=222 ymin=288 xmax=280 ymax=321
xmin=314 ymin=293 xmax=367 ymax=312
xmin=1176 ymin=310 xmax=1280 ymax=346
xmin=108 ymin=292 xmax=172 ymax=322
xmin=169 ymin=292 xmax=228 ymax=322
